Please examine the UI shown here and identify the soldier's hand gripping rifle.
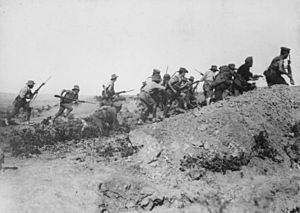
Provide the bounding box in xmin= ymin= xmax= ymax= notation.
xmin=114 ymin=89 xmax=134 ymax=96
xmin=30 ymin=76 xmax=52 ymax=103
xmin=54 ymin=95 xmax=96 ymax=104
xmin=287 ymin=55 xmax=295 ymax=85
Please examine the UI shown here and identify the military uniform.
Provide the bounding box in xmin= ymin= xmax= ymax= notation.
xmin=91 ymin=106 xmax=118 ymax=133
xmin=166 ymin=68 xmax=189 ymax=103
xmin=53 ymin=85 xmax=80 ymax=121
xmin=6 ymin=80 xmax=36 ymax=125
xmin=199 ymin=65 xmax=218 ymax=105
xmin=139 ymin=75 xmax=165 ymax=122
xmin=264 ymin=47 xmax=291 ymax=86
xmin=237 ymin=57 xmax=253 ymax=82
xmin=103 ymin=74 xmax=118 ymax=99
xmin=212 ymin=65 xmax=234 ymax=102
xmin=235 ymin=57 xmax=255 ymax=95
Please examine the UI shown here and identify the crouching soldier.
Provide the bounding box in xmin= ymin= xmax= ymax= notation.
xmin=139 ymin=74 xmax=166 ymax=123
xmin=5 ymin=80 xmax=36 ymax=125
xmin=91 ymin=106 xmax=119 ymax=135
xmin=52 ymin=85 xmax=80 ymax=122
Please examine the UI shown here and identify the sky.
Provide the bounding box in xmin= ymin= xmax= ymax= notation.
xmin=0 ymin=0 xmax=299 ymax=95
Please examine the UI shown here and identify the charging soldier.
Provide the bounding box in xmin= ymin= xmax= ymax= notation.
xmin=52 ymin=85 xmax=80 ymax=122
xmin=5 ymin=80 xmax=37 ymax=125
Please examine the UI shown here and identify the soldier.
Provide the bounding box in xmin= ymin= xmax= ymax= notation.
xmin=211 ymin=65 xmax=234 ymax=102
xmin=237 ymin=57 xmax=254 ymax=82
xmin=199 ymin=65 xmax=218 ymax=105
xmin=162 ymin=73 xmax=171 ymax=87
xmin=235 ymin=57 xmax=259 ymax=95
xmin=166 ymin=67 xmax=188 ymax=102
xmin=103 ymin=74 xmax=118 ymax=99
xmin=5 ymin=80 xmax=37 ymax=125
xmin=52 ymin=85 xmax=80 ymax=122
xmin=139 ymin=74 xmax=166 ymax=123
xmin=181 ymin=76 xmax=198 ymax=109
xmin=264 ymin=47 xmax=293 ymax=86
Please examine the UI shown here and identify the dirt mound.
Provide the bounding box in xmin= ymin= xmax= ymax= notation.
xmin=103 ymin=85 xmax=300 ymax=212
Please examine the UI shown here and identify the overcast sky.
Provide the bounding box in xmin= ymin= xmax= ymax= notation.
xmin=0 ymin=0 xmax=299 ymax=95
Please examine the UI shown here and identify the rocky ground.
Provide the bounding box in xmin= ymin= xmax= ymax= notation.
xmin=1 ymin=85 xmax=300 ymax=213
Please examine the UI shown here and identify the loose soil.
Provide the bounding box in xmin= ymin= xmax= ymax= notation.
xmin=1 ymin=85 xmax=300 ymax=213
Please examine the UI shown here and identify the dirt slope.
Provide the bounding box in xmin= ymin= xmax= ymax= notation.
xmin=1 ymin=85 xmax=300 ymax=213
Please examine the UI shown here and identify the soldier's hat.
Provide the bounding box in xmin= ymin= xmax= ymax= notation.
xmin=189 ymin=76 xmax=195 ymax=81
xmin=178 ymin=67 xmax=189 ymax=73
xmin=72 ymin=85 xmax=80 ymax=91
xmin=245 ymin=56 xmax=253 ymax=63
xmin=209 ymin=65 xmax=218 ymax=71
xmin=228 ymin=64 xmax=237 ymax=70
xmin=152 ymin=69 xmax=161 ymax=75
xmin=26 ymin=80 xmax=35 ymax=86
xmin=152 ymin=74 xmax=162 ymax=82
xmin=280 ymin=47 xmax=290 ymax=53
xmin=111 ymin=74 xmax=119 ymax=80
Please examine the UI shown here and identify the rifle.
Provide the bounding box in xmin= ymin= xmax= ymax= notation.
xmin=194 ymin=68 xmax=204 ymax=76
xmin=114 ymin=89 xmax=134 ymax=96
xmin=30 ymin=76 xmax=52 ymax=103
xmin=287 ymin=54 xmax=295 ymax=85
xmin=250 ymin=75 xmax=264 ymax=81
xmin=165 ymin=66 xmax=168 ymax=74
xmin=54 ymin=95 xmax=96 ymax=104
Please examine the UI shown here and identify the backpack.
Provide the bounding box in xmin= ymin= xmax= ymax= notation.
xmin=211 ymin=71 xmax=231 ymax=88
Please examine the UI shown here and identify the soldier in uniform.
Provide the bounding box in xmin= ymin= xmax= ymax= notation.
xmin=5 ymin=80 xmax=37 ymax=125
xmin=139 ymin=74 xmax=166 ymax=123
xmin=52 ymin=85 xmax=80 ymax=122
xmin=264 ymin=47 xmax=292 ymax=86
xmin=212 ymin=65 xmax=234 ymax=102
xmin=103 ymin=74 xmax=118 ymax=99
xmin=199 ymin=65 xmax=218 ymax=105
xmin=235 ymin=57 xmax=258 ymax=95
xmin=162 ymin=73 xmax=171 ymax=87
xmin=237 ymin=57 xmax=254 ymax=82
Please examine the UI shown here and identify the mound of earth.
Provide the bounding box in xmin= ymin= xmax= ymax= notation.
xmin=1 ymin=86 xmax=300 ymax=213
xmin=98 ymin=85 xmax=300 ymax=213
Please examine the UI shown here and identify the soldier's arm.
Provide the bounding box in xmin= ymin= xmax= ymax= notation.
xmin=278 ymin=60 xmax=288 ymax=75
xmin=167 ymin=81 xmax=176 ymax=93
xmin=19 ymin=87 xmax=28 ymax=98
xmin=60 ymin=89 xmax=67 ymax=96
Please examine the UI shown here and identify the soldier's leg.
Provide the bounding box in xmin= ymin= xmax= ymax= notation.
xmin=214 ymin=88 xmax=223 ymax=102
xmin=139 ymin=93 xmax=151 ymax=122
xmin=53 ymin=105 xmax=66 ymax=121
xmin=63 ymin=104 xmax=74 ymax=118
xmin=7 ymin=102 xmax=22 ymax=121
xmin=23 ymin=103 xmax=32 ymax=121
